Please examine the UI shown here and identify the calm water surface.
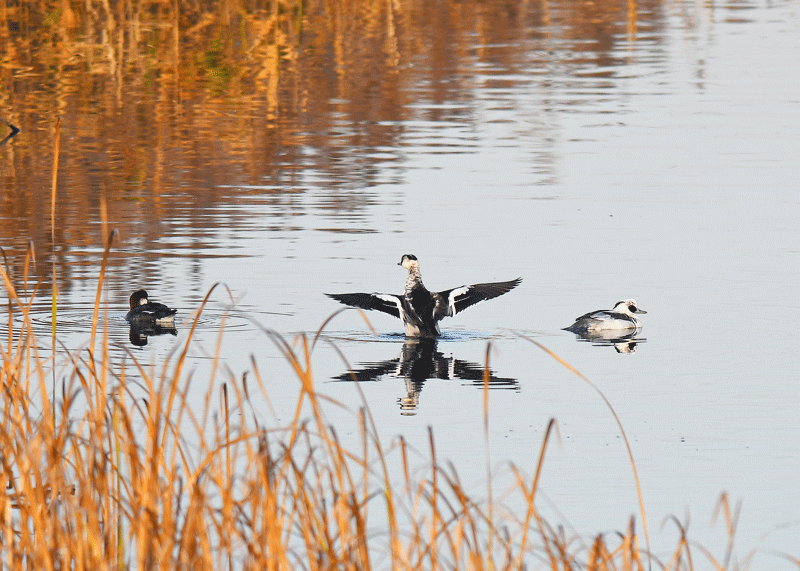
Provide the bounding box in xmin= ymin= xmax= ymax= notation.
xmin=2 ymin=0 xmax=799 ymax=564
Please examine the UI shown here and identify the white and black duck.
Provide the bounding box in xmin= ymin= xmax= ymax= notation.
xmin=563 ymin=299 xmax=646 ymax=334
xmin=326 ymin=254 xmax=522 ymax=338
xmin=125 ymin=289 xmax=177 ymax=326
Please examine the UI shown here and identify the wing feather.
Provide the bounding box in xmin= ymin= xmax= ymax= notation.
xmin=325 ymin=292 xmax=402 ymax=319
xmin=438 ymin=277 xmax=522 ymax=317
xmin=571 ymin=309 xmax=609 ymax=322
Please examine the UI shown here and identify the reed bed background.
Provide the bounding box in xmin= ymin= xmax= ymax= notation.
xmin=0 ymin=244 xmax=775 ymax=571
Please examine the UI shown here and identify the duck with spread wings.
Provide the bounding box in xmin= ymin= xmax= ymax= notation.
xmin=326 ymin=254 xmax=521 ymax=338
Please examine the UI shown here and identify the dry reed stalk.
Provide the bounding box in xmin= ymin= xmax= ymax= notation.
xmin=482 ymin=341 xmax=494 ymax=569
xmin=0 ymin=248 xmax=782 ymax=570
xmin=518 ymin=333 xmax=652 ymax=564
xmin=1 ymin=249 xmax=10 ymax=351
xmin=428 ymin=426 xmax=441 ymax=569
xmin=50 ymin=118 xmax=59 ymax=313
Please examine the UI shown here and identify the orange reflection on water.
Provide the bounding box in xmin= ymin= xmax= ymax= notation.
xmin=1 ymin=0 xmax=669 ymax=291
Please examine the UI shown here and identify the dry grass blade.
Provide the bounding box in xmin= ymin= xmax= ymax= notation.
xmin=89 ymin=229 xmax=118 ymax=363
xmin=50 ymin=118 xmax=61 ymax=378
xmin=482 ymin=340 xmax=495 ymax=569
xmin=713 ymin=493 xmax=740 ymax=570
xmin=1 ymin=248 xmax=11 ymax=350
xmin=517 ymin=333 xmax=652 ymax=566
xmin=0 ymin=260 xmax=789 ymax=570
xmin=511 ymin=417 xmax=560 ymax=569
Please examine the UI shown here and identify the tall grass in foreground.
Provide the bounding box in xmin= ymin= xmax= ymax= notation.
xmin=0 ymin=255 xmax=788 ymax=570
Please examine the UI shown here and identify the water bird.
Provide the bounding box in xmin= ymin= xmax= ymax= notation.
xmin=563 ymin=299 xmax=646 ymax=334
xmin=326 ymin=254 xmax=522 ymax=338
xmin=125 ymin=289 xmax=177 ymax=326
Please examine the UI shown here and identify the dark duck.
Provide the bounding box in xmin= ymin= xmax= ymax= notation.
xmin=326 ymin=254 xmax=521 ymax=338
xmin=125 ymin=289 xmax=177 ymax=326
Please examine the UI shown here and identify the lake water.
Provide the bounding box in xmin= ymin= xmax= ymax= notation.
xmin=2 ymin=0 xmax=799 ymax=565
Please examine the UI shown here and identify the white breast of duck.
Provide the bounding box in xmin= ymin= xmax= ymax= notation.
xmin=399 ymin=255 xmax=443 ymax=337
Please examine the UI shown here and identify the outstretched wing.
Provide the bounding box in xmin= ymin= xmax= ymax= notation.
xmin=437 ymin=277 xmax=522 ymax=318
xmin=325 ymin=292 xmax=402 ymax=319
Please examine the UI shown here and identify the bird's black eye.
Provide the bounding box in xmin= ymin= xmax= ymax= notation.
xmin=628 ymin=304 xmax=637 ymax=312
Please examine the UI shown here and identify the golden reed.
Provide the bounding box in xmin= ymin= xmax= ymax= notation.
xmin=0 ymin=244 xmax=775 ymax=570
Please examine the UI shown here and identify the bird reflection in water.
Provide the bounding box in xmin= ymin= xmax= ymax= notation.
xmin=332 ymin=338 xmax=518 ymax=415
xmin=567 ymin=329 xmax=646 ymax=354
xmin=128 ymin=323 xmax=177 ymax=347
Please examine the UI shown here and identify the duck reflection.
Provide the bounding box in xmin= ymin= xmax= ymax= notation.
xmin=332 ymin=338 xmax=518 ymax=415
xmin=128 ymin=323 xmax=177 ymax=346
xmin=568 ymin=329 xmax=646 ymax=353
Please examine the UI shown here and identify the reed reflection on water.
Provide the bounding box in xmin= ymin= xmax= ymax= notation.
xmin=0 ymin=0 xmax=668 ymax=295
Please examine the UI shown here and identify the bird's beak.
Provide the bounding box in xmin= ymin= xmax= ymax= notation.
xmin=635 ymin=308 xmax=647 ymax=314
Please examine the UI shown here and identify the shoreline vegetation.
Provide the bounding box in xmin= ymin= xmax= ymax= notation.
xmin=0 ymin=246 xmax=787 ymax=570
